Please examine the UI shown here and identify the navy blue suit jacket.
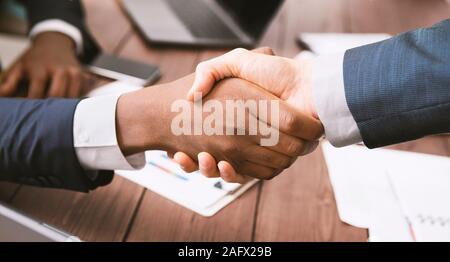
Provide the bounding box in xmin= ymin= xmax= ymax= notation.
xmin=344 ymin=20 xmax=450 ymax=148
xmin=0 ymin=99 xmax=113 ymax=192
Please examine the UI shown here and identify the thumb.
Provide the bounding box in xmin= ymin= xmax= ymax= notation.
xmin=187 ymin=47 xmax=278 ymax=101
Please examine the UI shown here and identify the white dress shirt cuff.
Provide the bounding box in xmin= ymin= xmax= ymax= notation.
xmin=29 ymin=19 xmax=83 ymax=55
xmin=73 ymin=94 xmax=146 ymax=171
xmin=311 ymin=52 xmax=363 ymax=147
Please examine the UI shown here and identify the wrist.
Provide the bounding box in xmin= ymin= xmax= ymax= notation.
xmin=116 ymin=88 xmax=164 ymax=156
xmin=33 ymin=32 xmax=76 ymax=53
xmin=290 ymin=58 xmax=319 ymax=120
xmin=116 ymin=75 xmax=195 ymax=156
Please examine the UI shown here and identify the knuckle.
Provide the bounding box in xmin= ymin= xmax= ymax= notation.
xmin=268 ymin=170 xmax=283 ymax=180
xmin=277 ymin=157 xmax=292 ymax=169
xmin=22 ymin=61 xmax=32 ymax=69
xmin=282 ymin=112 xmax=296 ymax=133
xmin=286 ymin=139 xmax=304 ymax=156
xmin=59 ymin=68 xmax=70 ymax=77
xmin=195 ymin=62 xmax=207 ymax=72
xmin=256 ymin=151 xmax=271 ymax=162
xmin=231 ymin=48 xmax=248 ymax=56
xmin=263 ymin=152 xmax=289 ymax=169
xmin=260 ymin=46 xmax=275 ymax=55
xmin=261 ymin=170 xmax=276 ymax=180
xmin=33 ymin=73 xmax=47 ymax=83
xmin=196 ymin=62 xmax=218 ymax=79
xmin=69 ymin=67 xmax=82 ymax=76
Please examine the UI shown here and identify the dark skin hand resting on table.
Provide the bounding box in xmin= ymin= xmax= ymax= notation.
xmin=0 ymin=32 xmax=87 ymax=98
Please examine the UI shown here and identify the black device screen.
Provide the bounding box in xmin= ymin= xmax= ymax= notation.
xmin=216 ymin=0 xmax=284 ymax=39
xmin=91 ymin=53 xmax=159 ymax=80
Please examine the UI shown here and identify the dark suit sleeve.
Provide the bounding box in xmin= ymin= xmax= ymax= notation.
xmin=22 ymin=0 xmax=99 ymax=62
xmin=343 ymin=19 xmax=450 ymax=148
xmin=0 ymin=98 xmax=113 ymax=192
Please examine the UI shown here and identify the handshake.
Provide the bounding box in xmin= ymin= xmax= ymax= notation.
xmin=116 ymin=47 xmax=324 ymax=183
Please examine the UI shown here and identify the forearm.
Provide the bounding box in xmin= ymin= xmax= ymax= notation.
xmin=304 ymin=20 xmax=450 ymax=149
xmin=343 ymin=19 xmax=450 ymax=148
xmin=33 ymin=31 xmax=77 ymax=54
xmin=0 ymin=98 xmax=110 ymax=192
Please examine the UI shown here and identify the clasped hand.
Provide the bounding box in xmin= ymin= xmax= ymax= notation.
xmin=172 ymin=47 xmax=323 ymax=182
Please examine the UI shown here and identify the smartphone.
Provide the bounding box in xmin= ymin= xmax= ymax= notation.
xmin=86 ymin=53 xmax=160 ymax=86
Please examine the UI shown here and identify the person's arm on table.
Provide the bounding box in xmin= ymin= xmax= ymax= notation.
xmin=298 ymin=19 xmax=450 ymax=148
xmin=181 ymin=19 xmax=450 ymax=176
xmin=299 ymin=19 xmax=450 ymax=148
xmin=0 ymin=0 xmax=99 ymax=98
xmin=341 ymin=19 xmax=450 ymax=148
xmin=0 ymin=74 xmax=320 ymax=191
xmin=0 ymin=98 xmax=113 ymax=192
xmin=189 ymin=20 xmax=450 ymax=147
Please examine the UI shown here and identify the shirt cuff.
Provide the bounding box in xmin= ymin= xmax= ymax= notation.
xmin=310 ymin=52 xmax=363 ymax=147
xmin=73 ymin=94 xmax=145 ymax=171
xmin=29 ymin=19 xmax=83 ymax=55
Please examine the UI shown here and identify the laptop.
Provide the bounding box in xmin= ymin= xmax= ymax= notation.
xmin=0 ymin=203 xmax=81 ymax=242
xmin=122 ymin=0 xmax=284 ymax=48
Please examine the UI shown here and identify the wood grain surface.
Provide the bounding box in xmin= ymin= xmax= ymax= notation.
xmin=1 ymin=0 xmax=449 ymax=242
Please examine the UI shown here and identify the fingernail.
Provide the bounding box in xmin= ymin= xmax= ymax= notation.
xmin=186 ymin=89 xmax=193 ymax=99
xmin=217 ymin=161 xmax=227 ymax=175
xmin=198 ymin=153 xmax=208 ymax=169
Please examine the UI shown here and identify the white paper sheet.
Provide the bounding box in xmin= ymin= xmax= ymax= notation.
xmin=367 ymin=171 xmax=413 ymax=242
xmin=321 ymin=142 xmax=376 ymax=228
xmin=116 ymin=151 xmax=258 ymax=217
xmin=389 ymin=163 xmax=450 ymax=242
xmin=0 ymin=33 xmax=29 ymax=69
xmin=322 ymin=141 xmax=450 ymax=241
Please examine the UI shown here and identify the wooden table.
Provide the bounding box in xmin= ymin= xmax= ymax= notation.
xmin=1 ymin=0 xmax=449 ymax=242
